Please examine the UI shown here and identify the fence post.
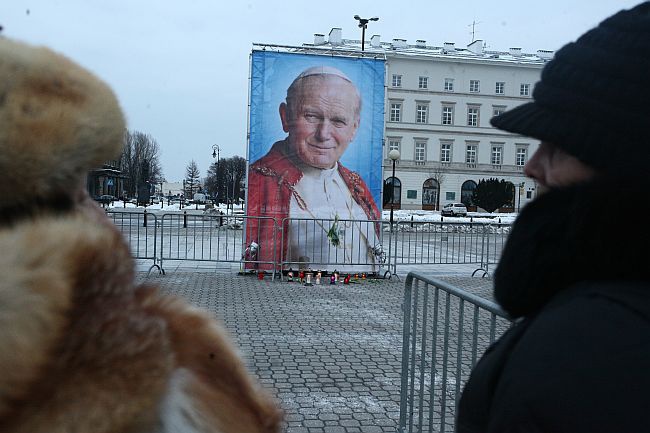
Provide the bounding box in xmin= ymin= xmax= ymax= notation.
xmin=480 ymin=224 xmax=487 ymax=271
xmin=143 ymin=209 xmax=147 ymax=228
xmin=183 ymin=211 xmax=187 ymax=228
xmin=485 ymin=224 xmax=492 ymax=274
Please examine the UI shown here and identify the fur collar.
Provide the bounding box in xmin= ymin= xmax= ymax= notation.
xmin=494 ymin=177 xmax=650 ymax=318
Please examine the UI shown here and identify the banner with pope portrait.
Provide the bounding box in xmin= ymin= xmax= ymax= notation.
xmin=246 ymin=49 xmax=385 ymax=273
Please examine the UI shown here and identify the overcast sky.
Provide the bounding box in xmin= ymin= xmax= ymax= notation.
xmin=3 ymin=0 xmax=642 ymax=181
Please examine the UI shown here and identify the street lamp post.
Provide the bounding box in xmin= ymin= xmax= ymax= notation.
xmin=388 ymin=149 xmax=400 ymax=225
xmin=212 ymin=144 xmax=220 ymax=205
xmin=517 ymin=182 xmax=525 ymax=212
xmin=181 ymin=179 xmax=185 ymax=209
xmin=354 ymin=15 xmax=379 ymax=51
xmin=386 ymin=149 xmax=400 ymax=279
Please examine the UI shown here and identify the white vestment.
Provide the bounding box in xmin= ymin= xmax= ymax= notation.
xmin=288 ymin=164 xmax=379 ymax=272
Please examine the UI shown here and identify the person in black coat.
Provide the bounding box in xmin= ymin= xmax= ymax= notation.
xmin=456 ymin=3 xmax=650 ymax=432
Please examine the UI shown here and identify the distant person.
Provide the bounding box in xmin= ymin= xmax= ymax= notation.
xmin=247 ymin=66 xmax=381 ymax=271
xmin=457 ymin=3 xmax=650 ymax=432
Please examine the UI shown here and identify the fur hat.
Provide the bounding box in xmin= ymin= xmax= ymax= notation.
xmin=0 ymin=38 xmax=281 ymax=433
xmin=0 ymin=38 xmax=125 ymax=205
xmin=491 ymin=2 xmax=650 ymax=173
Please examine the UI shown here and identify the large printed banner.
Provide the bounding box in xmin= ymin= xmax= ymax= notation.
xmin=246 ymin=50 xmax=385 ymax=272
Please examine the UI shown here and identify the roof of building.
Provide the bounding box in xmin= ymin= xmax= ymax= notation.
xmin=253 ymin=30 xmax=553 ymax=67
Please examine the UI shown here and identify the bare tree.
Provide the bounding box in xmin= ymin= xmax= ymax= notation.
xmin=204 ymin=156 xmax=246 ymax=205
xmin=204 ymin=160 xmax=221 ymax=201
xmin=184 ymin=160 xmax=201 ymax=197
xmin=429 ymin=165 xmax=446 ymax=210
xmin=230 ymin=156 xmax=247 ymax=204
xmin=120 ymin=130 xmax=164 ymax=198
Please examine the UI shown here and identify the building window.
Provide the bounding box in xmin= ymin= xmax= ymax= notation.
xmin=526 ymin=190 xmax=533 ymax=199
xmin=419 ymin=76 xmax=429 ymax=89
xmin=392 ymin=74 xmax=402 ymax=87
xmin=446 ymin=192 xmax=456 ymax=201
xmin=493 ymin=105 xmax=506 ymax=117
xmin=466 ymin=144 xmax=477 ymax=164
xmin=441 ymin=105 xmax=454 ymax=125
xmin=390 ymin=103 xmax=402 ymax=122
xmin=470 ymin=80 xmax=480 ymax=93
xmin=516 ymin=146 xmax=528 ymax=166
xmin=520 ymin=83 xmax=530 ymax=96
xmin=415 ymin=141 xmax=426 ymax=164
xmin=416 ymin=104 xmax=428 ymax=123
xmin=491 ymin=145 xmax=503 ymax=165
xmin=467 ymin=105 xmax=480 ymax=127
xmin=388 ymin=139 xmax=401 ymax=153
xmin=495 ymin=82 xmax=505 ymax=94
xmin=444 ymin=78 xmax=454 ymax=91
xmin=440 ymin=142 xmax=452 ymax=163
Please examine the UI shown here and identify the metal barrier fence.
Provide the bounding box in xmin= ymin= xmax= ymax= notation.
xmin=157 ymin=213 xmax=278 ymax=277
xmin=386 ymin=221 xmax=511 ymax=278
xmin=107 ymin=210 xmax=512 ymax=278
xmin=106 ymin=210 xmax=161 ymax=274
xmin=280 ymin=216 xmax=386 ymax=276
xmin=398 ymin=272 xmax=512 ymax=433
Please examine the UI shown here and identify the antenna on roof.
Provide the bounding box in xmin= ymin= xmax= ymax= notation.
xmin=468 ymin=20 xmax=482 ymax=43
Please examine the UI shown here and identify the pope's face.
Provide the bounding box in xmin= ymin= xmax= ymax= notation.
xmin=280 ymin=75 xmax=360 ymax=169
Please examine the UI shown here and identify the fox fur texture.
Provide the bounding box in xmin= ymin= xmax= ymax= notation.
xmin=0 ymin=37 xmax=281 ymax=433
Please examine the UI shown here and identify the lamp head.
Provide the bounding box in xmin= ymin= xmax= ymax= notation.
xmin=388 ymin=149 xmax=400 ymax=161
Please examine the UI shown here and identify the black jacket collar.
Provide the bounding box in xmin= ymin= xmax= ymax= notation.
xmin=494 ymin=177 xmax=650 ymax=318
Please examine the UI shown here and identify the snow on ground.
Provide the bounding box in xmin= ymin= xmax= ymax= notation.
xmin=105 ymin=200 xmax=518 ymax=224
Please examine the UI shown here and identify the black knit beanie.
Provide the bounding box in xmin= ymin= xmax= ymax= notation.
xmin=491 ymin=2 xmax=650 ymax=174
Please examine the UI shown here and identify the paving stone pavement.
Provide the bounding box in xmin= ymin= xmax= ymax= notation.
xmin=138 ymin=271 xmax=494 ymax=433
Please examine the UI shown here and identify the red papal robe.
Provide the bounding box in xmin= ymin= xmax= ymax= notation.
xmin=246 ymin=140 xmax=381 ymax=271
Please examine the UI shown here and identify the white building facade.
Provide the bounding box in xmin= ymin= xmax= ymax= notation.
xmin=381 ymin=41 xmax=549 ymax=211
xmin=284 ymin=29 xmax=552 ymax=212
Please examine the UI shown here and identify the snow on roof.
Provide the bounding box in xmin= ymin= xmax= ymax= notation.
xmin=314 ymin=37 xmax=552 ymax=65
xmin=253 ymin=31 xmax=553 ymax=66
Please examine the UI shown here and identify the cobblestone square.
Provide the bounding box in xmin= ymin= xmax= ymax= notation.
xmin=140 ymin=271 xmax=493 ymax=433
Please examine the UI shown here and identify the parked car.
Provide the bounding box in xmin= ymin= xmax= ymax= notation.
xmin=441 ymin=203 xmax=468 ymax=217
xmin=94 ymin=194 xmax=116 ymax=205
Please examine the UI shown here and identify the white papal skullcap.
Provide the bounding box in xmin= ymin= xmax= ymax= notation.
xmin=294 ymin=65 xmax=352 ymax=83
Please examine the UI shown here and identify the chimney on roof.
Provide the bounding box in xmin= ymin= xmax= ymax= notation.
xmin=443 ymin=42 xmax=456 ymax=52
xmin=467 ymin=39 xmax=484 ymax=54
xmin=416 ymin=39 xmax=426 ymax=48
xmin=370 ymin=34 xmax=381 ymax=48
xmin=314 ymin=34 xmax=325 ymax=45
xmin=509 ymin=47 xmax=522 ymax=57
xmin=329 ymin=28 xmax=342 ymax=45
xmin=537 ymin=49 xmax=554 ymax=60
xmin=391 ymin=38 xmax=408 ymax=49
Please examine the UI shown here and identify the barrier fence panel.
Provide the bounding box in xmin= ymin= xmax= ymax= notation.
xmin=280 ymin=217 xmax=386 ymax=275
xmin=389 ymin=221 xmax=512 ymax=276
xmin=107 ymin=210 xmax=512 ymax=278
xmin=158 ymin=213 xmax=277 ymax=276
xmin=399 ymin=272 xmax=512 ymax=433
xmin=107 ymin=210 xmax=159 ymax=273
xmin=478 ymin=223 xmax=512 ymax=274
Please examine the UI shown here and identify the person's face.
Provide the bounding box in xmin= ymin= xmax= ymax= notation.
xmin=280 ymin=75 xmax=360 ymax=169
xmin=524 ymin=141 xmax=595 ymax=194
